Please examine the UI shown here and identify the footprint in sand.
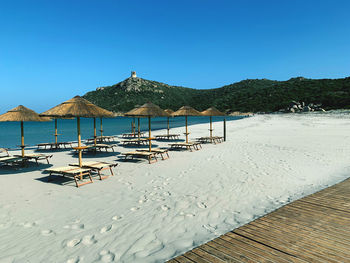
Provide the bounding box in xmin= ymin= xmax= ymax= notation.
xmin=99 ymin=250 xmax=115 ymax=262
xmin=186 ymin=213 xmax=195 ymax=218
xmin=41 ymin=229 xmax=55 ymax=236
xmin=163 ymin=191 xmax=171 ymax=196
xmin=161 ymin=205 xmax=170 ymax=211
xmin=66 ymin=256 xmax=83 ymax=263
xmin=112 ymin=215 xmax=122 ymax=221
xmin=66 ymin=238 xmax=81 ymax=248
xmin=82 ymin=235 xmax=97 ymax=245
xmin=20 ymin=222 xmax=37 ymax=228
xmin=197 ymin=202 xmax=207 ymax=209
xmin=64 ymin=224 xmax=85 ymax=230
xmin=130 ymin=207 xmax=139 ymax=212
xmin=100 ymin=225 xmax=113 ymax=234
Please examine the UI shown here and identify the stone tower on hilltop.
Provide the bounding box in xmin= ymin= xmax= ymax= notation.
xmin=131 ymin=71 xmax=137 ymax=78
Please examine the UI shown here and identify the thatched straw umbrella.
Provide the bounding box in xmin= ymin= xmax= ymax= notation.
xmin=40 ymin=96 xmax=114 ymax=167
xmin=172 ymin=106 xmax=202 ymax=143
xmin=164 ymin=109 xmax=174 ymax=136
xmin=0 ymin=105 xmax=49 ymax=157
xmin=201 ymin=107 xmax=225 ymax=139
xmin=125 ymin=102 xmax=170 ymax=152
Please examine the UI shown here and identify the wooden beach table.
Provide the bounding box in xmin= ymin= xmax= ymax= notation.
xmin=14 ymin=153 xmax=53 ymax=166
xmin=45 ymin=166 xmax=93 ymax=187
xmin=120 ymin=138 xmax=149 ymax=146
xmin=37 ymin=142 xmax=73 ymax=150
xmin=69 ymin=161 xmax=118 ymax=180
xmin=168 ymin=142 xmax=202 ymax=151
xmin=155 ymin=134 xmax=180 ymax=140
xmin=136 ymin=148 xmax=170 ymax=160
xmin=122 ymin=151 xmax=157 ymax=164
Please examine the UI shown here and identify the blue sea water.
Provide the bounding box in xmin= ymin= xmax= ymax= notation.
xmin=0 ymin=116 xmax=244 ymax=149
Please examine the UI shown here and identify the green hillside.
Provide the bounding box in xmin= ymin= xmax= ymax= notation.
xmin=83 ymin=75 xmax=350 ymax=113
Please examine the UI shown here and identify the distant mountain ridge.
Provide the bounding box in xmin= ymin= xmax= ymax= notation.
xmin=83 ymin=73 xmax=350 ymax=113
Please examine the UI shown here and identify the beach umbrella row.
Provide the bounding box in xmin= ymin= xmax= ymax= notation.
xmin=0 ymin=99 xmax=226 ymax=164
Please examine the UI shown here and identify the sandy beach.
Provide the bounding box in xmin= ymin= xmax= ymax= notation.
xmin=0 ymin=113 xmax=349 ymax=263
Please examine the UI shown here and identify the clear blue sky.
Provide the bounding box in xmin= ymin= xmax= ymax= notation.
xmin=0 ymin=0 xmax=349 ymax=112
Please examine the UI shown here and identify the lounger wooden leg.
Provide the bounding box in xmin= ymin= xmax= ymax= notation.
xmin=74 ymin=176 xmax=79 ymax=187
xmin=109 ymin=166 xmax=114 ymax=176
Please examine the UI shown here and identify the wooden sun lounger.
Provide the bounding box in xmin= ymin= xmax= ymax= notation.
xmin=120 ymin=138 xmax=149 ymax=146
xmin=155 ymin=134 xmax=180 ymax=140
xmin=79 ymin=144 xmax=117 ymax=153
xmin=45 ymin=166 xmax=93 ymax=187
xmin=69 ymin=161 xmax=118 ymax=180
xmin=0 ymin=156 xmax=26 ymax=166
xmin=168 ymin=142 xmax=202 ymax=151
xmin=196 ymin=136 xmax=224 ymax=144
xmin=122 ymin=132 xmax=145 ymax=138
xmin=86 ymin=135 xmax=116 ymax=143
xmin=15 ymin=153 xmax=53 ymax=166
xmin=136 ymin=148 xmax=169 ymax=160
xmin=37 ymin=142 xmax=73 ymax=150
xmin=122 ymin=151 xmax=157 ymax=164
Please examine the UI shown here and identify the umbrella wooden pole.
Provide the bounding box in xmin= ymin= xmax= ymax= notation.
xmin=224 ymin=117 xmax=226 ymax=142
xmin=167 ymin=117 xmax=170 ymax=136
xmin=54 ymin=119 xmax=58 ymax=145
xmin=21 ymin=121 xmax=25 ymax=157
xmin=210 ymin=116 xmax=213 ymax=139
xmin=77 ymin=117 xmax=82 ymax=167
xmin=185 ymin=116 xmax=188 ymax=143
xmin=93 ymin=118 xmax=97 ymax=146
xmin=100 ymin=118 xmax=103 ymax=140
xmin=138 ymin=117 xmax=140 ymax=139
xmin=148 ymin=116 xmax=152 ymax=152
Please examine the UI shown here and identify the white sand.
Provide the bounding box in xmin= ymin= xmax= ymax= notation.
xmin=0 ymin=113 xmax=350 ymax=262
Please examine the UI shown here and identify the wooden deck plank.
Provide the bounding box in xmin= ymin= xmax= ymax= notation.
xmin=168 ymin=178 xmax=350 ymax=263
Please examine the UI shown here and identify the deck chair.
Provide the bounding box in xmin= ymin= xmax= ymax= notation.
xmin=15 ymin=153 xmax=53 ymax=166
xmin=136 ymin=148 xmax=169 ymax=160
xmin=122 ymin=151 xmax=157 ymax=164
xmin=69 ymin=161 xmax=118 ymax=180
xmin=45 ymin=166 xmax=93 ymax=187
xmin=83 ymin=144 xmax=117 ymax=153
xmin=0 ymin=148 xmax=26 ymax=167
xmin=155 ymin=134 xmax=180 ymax=140
xmin=121 ymin=138 xmax=148 ymax=146
xmin=169 ymin=142 xmax=202 ymax=151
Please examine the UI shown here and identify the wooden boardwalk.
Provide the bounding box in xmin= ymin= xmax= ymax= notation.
xmin=168 ymin=178 xmax=350 ymax=263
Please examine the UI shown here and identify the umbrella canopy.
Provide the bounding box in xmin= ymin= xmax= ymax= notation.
xmin=0 ymin=105 xmax=49 ymax=157
xmin=172 ymin=106 xmax=202 ymax=143
xmin=0 ymin=105 xmax=48 ymax=122
xmin=125 ymin=102 xmax=170 ymax=117
xmin=125 ymin=102 xmax=170 ymax=152
xmin=164 ymin=109 xmax=174 ymax=136
xmin=172 ymin=106 xmax=202 ymax=117
xmin=41 ymin=96 xmax=114 ymax=118
xmin=41 ymin=96 xmax=114 ymax=167
xmin=201 ymin=107 xmax=225 ymax=116
xmin=201 ymin=107 xmax=225 ymax=139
